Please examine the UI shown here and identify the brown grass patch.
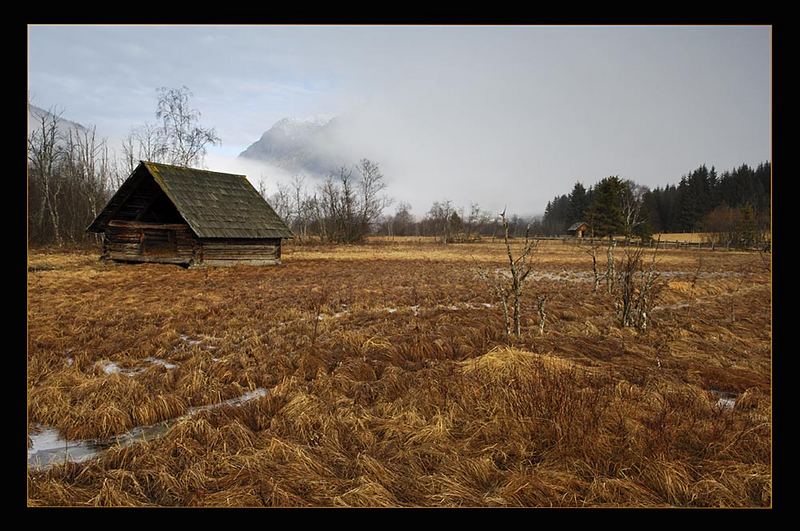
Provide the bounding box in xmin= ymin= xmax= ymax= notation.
xmin=27 ymin=242 xmax=770 ymax=507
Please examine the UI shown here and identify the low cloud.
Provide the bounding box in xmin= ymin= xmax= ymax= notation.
xmin=30 ymin=25 xmax=771 ymax=220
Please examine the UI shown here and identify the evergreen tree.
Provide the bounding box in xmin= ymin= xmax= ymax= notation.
xmin=541 ymin=194 xmax=571 ymax=235
xmin=568 ymin=182 xmax=589 ymax=223
xmin=540 ymin=161 xmax=769 ymax=237
xmin=586 ymin=176 xmax=626 ymax=237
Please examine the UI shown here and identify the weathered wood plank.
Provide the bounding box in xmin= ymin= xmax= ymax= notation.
xmin=103 ymin=228 xmax=284 ymax=267
xmin=199 ymin=259 xmax=281 ymax=267
xmin=199 ymin=239 xmax=280 ymax=263
xmin=109 ymin=220 xmax=192 ymax=231
xmin=108 ymin=253 xmax=191 ymax=265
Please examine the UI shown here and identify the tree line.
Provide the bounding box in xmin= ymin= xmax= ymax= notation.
xmin=28 ymin=87 xmax=221 ymax=246
xmin=29 ymin=86 xmax=397 ymax=247
xmin=263 ymin=161 xmax=391 ymax=244
xmin=28 ymin=86 xmax=770 ymax=249
xmin=540 ymin=162 xmax=770 ymax=247
xmin=268 ymin=183 xmax=540 ymax=245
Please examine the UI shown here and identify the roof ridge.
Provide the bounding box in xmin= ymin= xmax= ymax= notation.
xmin=142 ymin=160 xmax=247 ymax=179
xmin=139 ymin=161 xmax=293 ymax=239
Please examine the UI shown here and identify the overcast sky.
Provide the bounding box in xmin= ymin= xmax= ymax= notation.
xmin=28 ymin=25 xmax=771 ymax=217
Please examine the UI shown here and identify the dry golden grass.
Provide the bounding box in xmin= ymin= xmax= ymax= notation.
xmin=652 ymin=233 xmax=713 ymax=243
xmin=27 ymin=239 xmax=771 ymax=507
xmin=653 ymin=232 xmax=771 ymax=244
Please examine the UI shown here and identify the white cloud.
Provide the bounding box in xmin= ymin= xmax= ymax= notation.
xmin=29 ymin=25 xmax=770 ymax=217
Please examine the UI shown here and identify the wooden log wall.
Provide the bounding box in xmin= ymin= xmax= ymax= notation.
xmin=105 ymin=221 xmax=196 ymax=265
xmin=103 ymin=222 xmax=283 ymax=266
xmin=198 ymin=238 xmax=282 ymax=266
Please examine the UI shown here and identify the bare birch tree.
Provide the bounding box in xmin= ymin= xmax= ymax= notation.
xmin=291 ymin=175 xmax=309 ymax=240
xmin=621 ymin=180 xmax=649 ymax=242
xmin=616 ymin=239 xmax=663 ymax=330
xmin=427 ymin=200 xmax=455 ymax=244
xmin=154 ymin=86 xmax=220 ymax=168
xmin=122 ymin=122 xmax=167 ymax=169
xmin=28 ymin=107 xmax=65 ymax=245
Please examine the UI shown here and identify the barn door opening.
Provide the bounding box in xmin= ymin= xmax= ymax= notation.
xmin=141 ymin=228 xmax=177 ymax=256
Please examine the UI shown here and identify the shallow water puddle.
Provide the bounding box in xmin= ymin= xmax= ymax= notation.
xmin=27 ymin=388 xmax=267 ymax=470
xmin=179 ymin=334 xmax=222 ymax=350
xmin=709 ymin=389 xmax=738 ymax=410
xmin=27 ymin=426 xmax=105 ymax=468
xmin=99 ymin=361 xmax=143 ymax=376
xmin=716 ymin=397 xmax=736 ymax=409
xmin=143 ymin=357 xmax=178 ymax=369
xmin=179 ymin=334 xmax=203 ymax=346
xmin=97 ymin=356 xmax=180 ymax=376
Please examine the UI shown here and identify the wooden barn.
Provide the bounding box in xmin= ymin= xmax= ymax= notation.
xmin=567 ymin=221 xmax=590 ymax=238
xmin=87 ymin=161 xmax=293 ymax=267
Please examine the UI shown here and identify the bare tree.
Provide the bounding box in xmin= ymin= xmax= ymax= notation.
xmin=617 ymin=248 xmax=641 ymax=328
xmin=392 ymin=202 xmax=415 ymax=237
xmin=356 ymin=159 xmax=392 ymax=236
xmin=308 ymin=161 xmax=390 ymax=244
xmin=621 ymin=180 xmax=649 ymax=242
xmin=154 ymin=86 xmax=220 ymax=167
xmin=290 ymin=175 xmax=308 ymax=240
xmin=464 ymin=202 xmax=492 ymax=241
xmin=616 ymin=240 xmax=663 ymax=330
xmin=28 ymin=107 xmax=65 ymax=245
xmin=338 ymin=167 xmax=356 ymax=242
xmin=427 ymin=200 xmax=456 ymax=244
xmin=28 ymin=106 xmax=117 ymax=246
xmin=307 ymin=192 xmax=327 ymax=242
xmin=122 ymin=122 xmax=167 ymax=169
xmin=269 ymin=183 xmax=293 ymax=228
xmin=120 ymin=132 xmax=138 ymax=175
xmin=476 ymin=209 xmax=539 ymax=338
xmin=258 ymin=175 xmax=292 ymax=226
xmin=257 ymin=175 xmax=268 ymax=200
xmin=62 ymin=125 xmax=111 ymax=243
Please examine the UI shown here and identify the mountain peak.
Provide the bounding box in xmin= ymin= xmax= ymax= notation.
xmin=273 ymin=115 xmax=333 ymax=128
xmin=28 ymin=104 xmax=88 ymax=135
xmin=240 ymin=115 xmax=349 ymax=176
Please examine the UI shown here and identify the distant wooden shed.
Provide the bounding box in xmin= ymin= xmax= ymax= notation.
xmin=567 ymin=221 xmax=590 ymax=238
xmin=87 ymin=161 xmax=293 ymax=267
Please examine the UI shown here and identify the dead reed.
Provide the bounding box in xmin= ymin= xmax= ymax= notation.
xmin=27 ymin=242 xmax=771 ymax=507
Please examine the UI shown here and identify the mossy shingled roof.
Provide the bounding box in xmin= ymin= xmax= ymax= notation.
xmin=89 ymin=161 xmax=293 ymax=239
xmin=567 ymin=222 xmax=589 ymax=231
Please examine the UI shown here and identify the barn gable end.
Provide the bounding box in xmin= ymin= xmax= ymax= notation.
xmin=567 ymin=222 xmax=590 ymax=238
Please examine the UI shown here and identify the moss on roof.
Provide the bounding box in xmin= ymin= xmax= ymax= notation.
xmin=567 ymin=222 xmax=589 ymax=231
xmin=89 ymin=161 xmax=293 ymax=239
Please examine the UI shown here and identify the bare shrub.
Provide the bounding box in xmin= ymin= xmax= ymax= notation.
xmin=476 ymin=210 xmax=539 ymax=338
xmin=585 ymin=239 xmax=604 ymax=293
xmin=616 ymin=242 xmax=664 ymax=331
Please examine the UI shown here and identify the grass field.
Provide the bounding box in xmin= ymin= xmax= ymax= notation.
xmin=652 ymin=233 xmax=713 ymax=243
xmin=26 ymin=239 xmax=771 ymax=507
